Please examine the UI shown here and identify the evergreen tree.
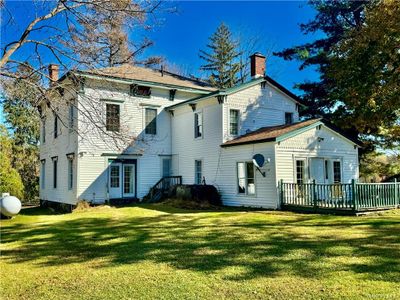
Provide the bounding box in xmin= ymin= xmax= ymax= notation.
xmin=274 ymin=1 xmax=374 ymax=148
xmin=199 ymin=23 xmax=241 ymax=89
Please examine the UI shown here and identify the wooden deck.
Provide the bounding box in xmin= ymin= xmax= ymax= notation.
xmin=279 ymin=180 xmax=400 ymax=214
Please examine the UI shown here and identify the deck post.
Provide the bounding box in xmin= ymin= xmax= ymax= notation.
xmin=279 ymin=179 xmax=284 ymax=207
xmin=352 ymin=179 xmax=357 ymax=212
xmin=312 ymin=179 xmax=317 ymax=210
xmin=395 ymin=179 xmax=399 ymax=207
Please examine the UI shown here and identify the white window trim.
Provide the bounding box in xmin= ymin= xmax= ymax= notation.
xmin=143 ymin=107 xmax=158 ymax=136
xmin=194 ymin=159 xmax=203 ymax=184
xmin=229 ymin=109 xmax=240 ymax=136
xmin=105 ymin=102 xmax=121 ymax=133
xmin=40 ymin=159 xmax=46 ymax=189
xmin=236 ymin=161 xmax=256 ymax=196
xmin=194 ymin=110 xmax=203 ymax=140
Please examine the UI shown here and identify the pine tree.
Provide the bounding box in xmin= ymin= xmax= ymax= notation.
xmin=199 ymin=23 xmax=241 ymax=89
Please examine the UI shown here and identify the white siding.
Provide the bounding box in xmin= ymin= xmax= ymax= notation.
xmin=218 ymin=143 xmax=278 ymax=208
xmin=39 ymin=84 xmax=78 ymax=205
xmin=223 ymin=82 xmax=299 ymax=142
xmin=275 ymin=125 xmax=359 ymax=184
xmin=171 ymin=98 xmax=223 ymax=185
xmin=76 ymin=79 xmax=204 ymax=202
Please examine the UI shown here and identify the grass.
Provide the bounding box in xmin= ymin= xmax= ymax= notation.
xmin=0 ymin=204 xmax=399 ymax=300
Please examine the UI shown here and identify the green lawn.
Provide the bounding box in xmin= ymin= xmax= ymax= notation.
xmin=1 ymin=205 xmax=399 ymax=300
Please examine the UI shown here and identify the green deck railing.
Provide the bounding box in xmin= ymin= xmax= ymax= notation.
xmin=279 ymin=179 xmax=400 ymax=212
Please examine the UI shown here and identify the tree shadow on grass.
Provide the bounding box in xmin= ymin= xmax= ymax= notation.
xmin=1 ymin=207 xmax=399 ymax=283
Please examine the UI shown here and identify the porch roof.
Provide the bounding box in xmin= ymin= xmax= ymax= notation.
xmin=221 ymin=119 xmax=360 ymax=147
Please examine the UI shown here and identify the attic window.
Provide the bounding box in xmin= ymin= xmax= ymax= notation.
xmin=169 ymin=89 xmax=176 ymax=101
xmin=131 ymin=84 xmax=151 ymax=97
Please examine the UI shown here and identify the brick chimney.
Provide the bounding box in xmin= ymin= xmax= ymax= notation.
xmin=48 ymin=64 xmax=59 ymax=82
xmin=250 ymin=52 xmax=266 ymax=78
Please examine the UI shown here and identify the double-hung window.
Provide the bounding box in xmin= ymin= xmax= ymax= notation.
xmin=333 ymin=161 xmax=342 ymax=183
xmin=145 ymin=108 xmax=157 ymax=135
xmin=106 ymin=104 xmax=120 ymax=132
xmin=52 ymin=157 xmax=58 ymax=189
xmin=40 ymin=160 xmax=46 ymax=189
xmin=194 ymin=112 xmax=202 ymax=138
xmin=67 ymin=157 xmax=74 ymax=190
xmin=237 ymin=162 xmax=255 ymax=195
xmin=54 ymin=114 xmax=58 ymax=138
xmin=41 ymin=118 xmax=46 ymax=143
xmin=69 ymin=104 xmax=74 ymax=131
xmin=195 ymin=160 xmax=202 ymax=184
xmin=229 ymin=109 xmax=239 ymax=135
xmin=296 ymin=160 xmax=305 ymax=184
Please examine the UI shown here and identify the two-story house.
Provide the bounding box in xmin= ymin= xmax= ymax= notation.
xmin=39 ymin=53 xmax=359 ymax=209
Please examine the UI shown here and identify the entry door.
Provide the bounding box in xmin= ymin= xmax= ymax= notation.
xmin=310 ymin=158 xmax=325 ymax=183
xmin=162 ymin=158 xmax=172 ymax=177
xmin=109 ymin=163 xmax=122 ymax=198
xmin=123 ymin=164 xmax=135 ymax=197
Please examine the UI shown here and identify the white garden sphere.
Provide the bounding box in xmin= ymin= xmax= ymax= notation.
xmin=0 ymin=196 xmax=22 ymax=217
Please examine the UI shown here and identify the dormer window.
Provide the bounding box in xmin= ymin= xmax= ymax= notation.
xmin=169 ymin=89 xmax=176 ymax=101
xmin=130 ymin=84 xmax=151 ymax=97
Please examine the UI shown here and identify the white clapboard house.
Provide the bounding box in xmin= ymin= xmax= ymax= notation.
xmin=39 ymin=53 xmax=359 ymax=208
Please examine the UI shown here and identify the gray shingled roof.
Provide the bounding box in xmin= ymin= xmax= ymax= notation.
xmin=82 ymin=64 xmax=215 ymax=91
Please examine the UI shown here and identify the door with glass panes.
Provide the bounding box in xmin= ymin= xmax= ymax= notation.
xmin=109 ymin=161 xmax=136 ymax=199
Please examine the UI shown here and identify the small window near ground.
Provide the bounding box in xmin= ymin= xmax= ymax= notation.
xmin=195 ymin=160 xmax=202 ymax=184
xmin=106 ymin=104 xmax=120 ymax=132
xmin=237 ymin=162 xmax=255 ymax=195
xmin=229 ymin=109 xmax=239 ymax=135
xmin=194 ymin=112 xmax=203 ymax=138
xmin=296 ymin=160 xmax=305 ymax=184
xmin=68 ymin=158 xmax=73 ymax=190
xmin=333 ymin=161 xmax=342 ymax=183
xmin=41 ymin=160 xmax=46 ymax=189
xmin=285 ymin=112 xmax=293 ymax=125
xmin=145 ymin=108 xmax=157 ymax=135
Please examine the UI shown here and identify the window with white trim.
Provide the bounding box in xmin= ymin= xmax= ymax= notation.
xmin=68 ymin=104 xmax=74 ymax=131
xmin=194 ymin=111 xmax=202 ymax=138
xmin=296 ymin=160 xmax=305 ymax=184
xmin=106 ymin=103 xmax=120 ymax=132
xmin=52 ymin=157 xmax=58 ymax=189
xmin=237 ymin=162 xmax=255 ymax=195
xmin=54 ymin=114 xmax=58 ymax=138
xmin=229 ymin=109 xmax=239 ymax=135
xmin=67 ymin=158 xmax=73 ymax=190
xmin=41 ymin=118 xmax=46 ymax=143
xmin=145 ymin=108 xmax=157 ymax=135
xmin=285 ymin=112 xmax=293 ymax=125
xmin=40 ymin=160 xmax=46 ymax=189
xmin=333 ymin=161 xmax=342 ymax=183
xmin=195 ymin=160 xmax=202 ymax=184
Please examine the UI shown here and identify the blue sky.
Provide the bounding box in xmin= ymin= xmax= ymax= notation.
xmin=1 ymin=1 xmax=321 ymax=122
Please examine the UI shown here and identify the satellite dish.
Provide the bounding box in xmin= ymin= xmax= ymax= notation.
xmin=252 ymin=154 xmax=265 ymax=168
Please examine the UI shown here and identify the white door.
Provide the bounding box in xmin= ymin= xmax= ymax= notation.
xmin=123 ymin=164 xmax=135 ymax=198
xmin=310 ymin=158 xmax=325 ymax=183
xmin=109 ymin=163 xmax=122 ymax=199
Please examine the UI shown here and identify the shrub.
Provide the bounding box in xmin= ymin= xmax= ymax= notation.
xmin=169 ymin=184 xmax=221 ymax=206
